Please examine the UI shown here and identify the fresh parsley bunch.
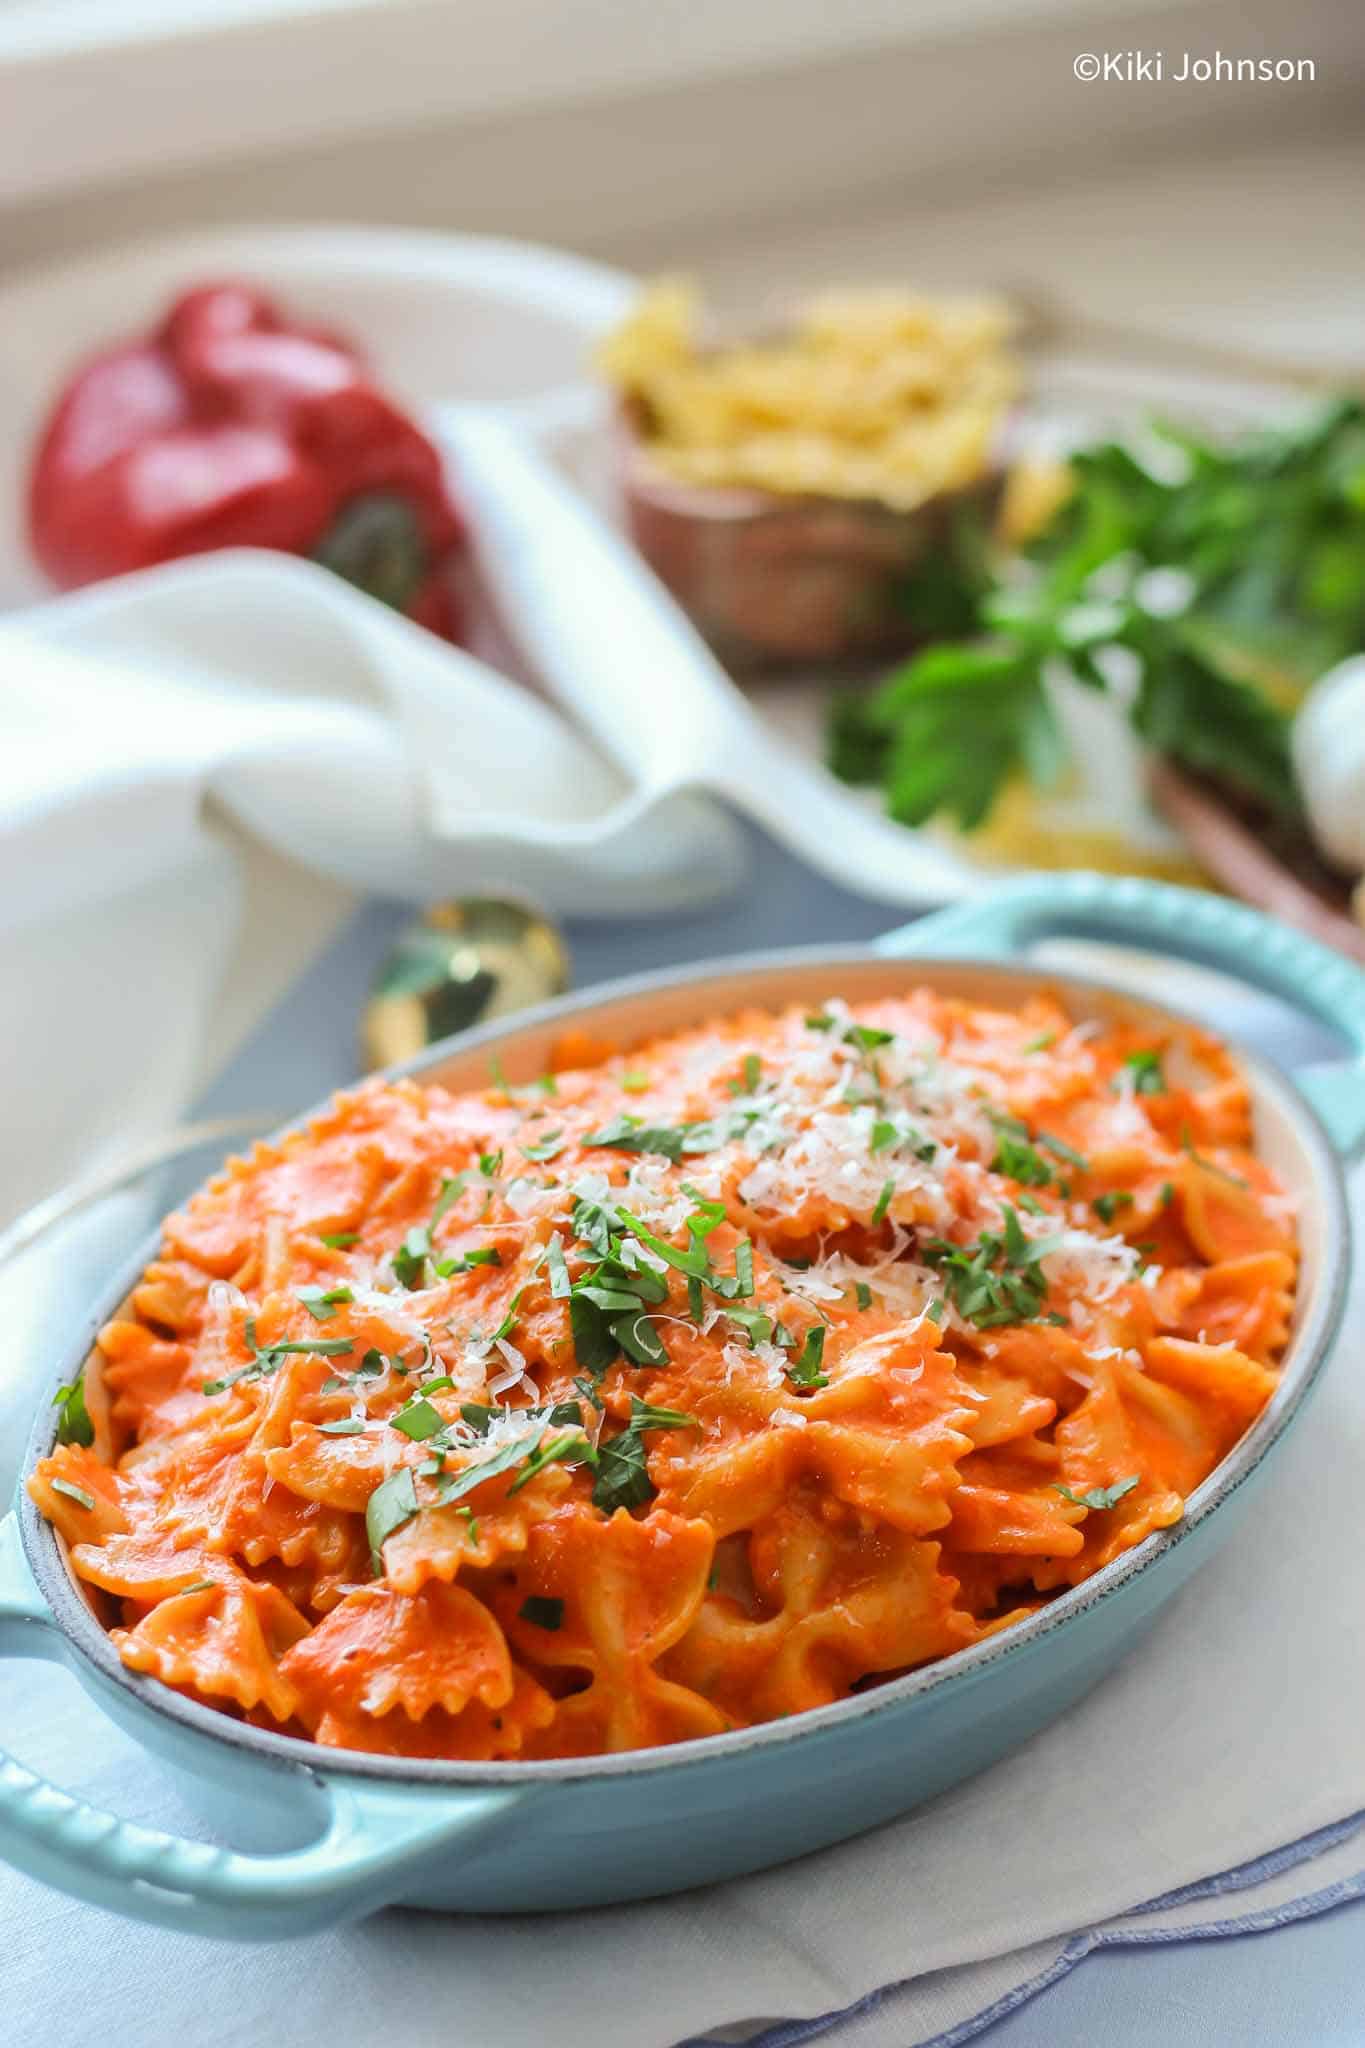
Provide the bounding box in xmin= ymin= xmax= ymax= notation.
xmin=829 ymin=396 xmax=1365 ymax=832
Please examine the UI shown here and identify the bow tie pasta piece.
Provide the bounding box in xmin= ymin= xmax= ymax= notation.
xmin=114 ymin=1576 xmax=310 ymax=1725
xmin=280 ymin=1580 xmax=515 ymax=1732
xmin=665 ymin=1497 xmax=974 ymax=1722
xmin=497 ymin=1506 xmax=722 ymax=1754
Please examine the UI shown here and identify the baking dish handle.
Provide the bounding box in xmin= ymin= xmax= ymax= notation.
xmin=0 ymin=1513 xmax=521 ymax=1940
xmin=875 ymin=871 xmax=1365 ymax=1155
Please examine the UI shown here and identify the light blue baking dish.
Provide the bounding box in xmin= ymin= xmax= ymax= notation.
xmin=1 ymin=872 xmax=1362 ymax=1940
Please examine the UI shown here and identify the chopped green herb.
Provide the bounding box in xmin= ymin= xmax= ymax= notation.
xmin=1017 ymin=1192 xmax=1047 ymax=1215
xmin=1021 ymin=1032 xmax=1055 ymax=1054
xmin=318 ymin=1417 xmax=366 ymax=1436
xmin=202 ymin=1331 xmax=353 ymax=1396
xmin=456 ymin=1506 xmax=479 ymax=1544
xmin=870 ymin=1178 xmax=896 ymax=1226
xmin=854 ymin=1281 xmax=874 ymax=1311
xmin=519 ymin=1595 xmax=564 ymax=1630
xmin=319 ymin=1230 xmax=360 ymax=1249
xmin=610 ymin=1309 xmax=670 ymax=1367
xmin=1054 ymin=1474 xmax=1140 ymax=1511
xmin=1117 ymin=1049 xmax=1166 ymax=1096
xmin=50 ymin=1477 xmax=95 ymax=1510
xmin=787 ymin=1325 xmax=829 ymax=1390
xmin=805 ymin=1011 xmax=837 ymax=1033
xmin=845 ymin=1023 xmax=894 ymax=1052
xmin=430 ymin=1174 xmax=468 ymax=1229
xmin=178 ymin=1580 xmax=219 ymax=1597
xmin=433 ymin=1245 xmax=502 ymax=1277
xmin=546 ymin=1233 xmax=572 ymax=1299
xmin=572 ymin=1374 xmax=605 ymax=1412
xmin=742 ymin=1053 xmax=762 ymax=1093
xmin=366 ymin=1467 xmax=419 ymax=1571
xmin=392 ymin=1225 xmax=431 ymax=1290
xmin=870 ymin=1119 xmax=899 ymax=1154
xmin=591 ymin=1427 xmax=654 ymax=1512
xmin=583 ymin=1116 xmax=686 ymax=1163
xmin=479 ymin=1150 xmax=504 ymax=1178
xmin=507 ymin=1431 xmax=596 ymax=1494
xmin=390 ymin=1398 xmax=446 ymax=1442
xmin=926 ymin=1297 xmax=946 ymax=1323
xmin=725 ymin=1306 xmax=775 ymax=1347
xmin=1092 ymin=1190 xmax=1135 ymax=1225
xmin=298 ymin=1284 xmax=353 ymax=1321
xmin=521 ymin=1130 xmax=565 ymax=1161
xmin=52 ymin=1373 xmax=94 ymax=1449
xmin=620 ymin=1071 xmax=650 ymax=1093
xmin=990 ymin=1125 xmax=1054 ymax=1188
xmin=1038 ymin=1130 xmax=1088 ymax=1171
xmin=921 ymin=1205 xmax=1060 ymax=1328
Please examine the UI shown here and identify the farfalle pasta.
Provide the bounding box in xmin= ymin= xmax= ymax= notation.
xmin=32 ymin=987 xmax=1295 ymax=1759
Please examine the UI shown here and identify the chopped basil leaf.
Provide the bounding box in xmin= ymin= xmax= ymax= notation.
xmin=845 ymin=1023 xmax=894 ymax=1052
xmin=592 ymin=1428 xmax=653 ymax=1512
xmin=1160 ymin=1179 xmax=1175 ymax=1207
xmin=1054 ymin=1474 xmax=1140 ymax=1511
xmin=507 ymin=1431 xmax=596 ymax=1494
xmin=620 ymin=1071 xmax=650 ymax=1093
xmin=743 ymin=1053 xmax=762 ymax=1092
xmin=568 ymin=1291 xmax=618 ymax=1376
xmin=319 ymin=1230 xmax=360 ymax=1249
xmin=50 ymin=1477 xmax=95 ymax=1510
xmin=519 ymin=1595 xmax=564 ymax=1630
xmin=437 ymin=1431 xmax=543 ymax=1506
xmin=392 ymin=1226 xmax=431 ymax=1290
xmin=686 ymin=1275 xmax=705 ymax=1322
xmin=571 ymin=1198 xmax=615 ymax=1259
xmin=870 ymin=1178 xmax=895 ymax=1226
xmin=725 ymin=1306 xmax=774 ymax=1347
xmin=805 ymin=1011 xmax=837 ymax=1032
xmin=1021 ymin=1032 xmax=1055 ymax=1054
xmin=366 ymin=1467 xmax=419 ymax=1571
xmin=298 ymin=1284 xmax=353 ymax=1321
xmin=1038 ymin=1130 xmax=1088 ymax=1170
xmin=318 ymin=1417 xmax=366 ymax=1436
xmin=479 ymin=1150 xmax=504 ymax=1179
xmin=787 ymin=1325 xmax=829 ymax=1390
xmin=546 ymin=1233 xmax=572 ymax=1299
xmin=433 ymin=1245 xmax=502 ymax=1277
xmin=522 ymin=1130 xmax=565 ymax=1161
xmin=616 ymin=1205 xmax=711 ymax=1278
xmin=921 ymin=1205 xmax=1059 ymax=1328
xmin=870 ymin=1119 xmax=899 ymax=1154
xmin=390 ymin=1398 xmax=446 ymax=1442
xmin=1117 ymin=1049 xmax=1166 ymax=1095
xmin=52 ymin=1372 xmax=94 ymax=1449
xmin=572 ymin=1374 xmax=605 ymax=1412
xmin=1016 ymin=1191 xmax=1047 ymax=1215
xmin=1092 ymin=1190 xmax=1135 ymax=1224
xmin=854 ymin=1281 xmax=873 ymax=1311
xmin=178 ymin=1580 xmax=218 ymax=1597
xmin=610 ymin=1309 xmax=669 ymax=1367
xmin=926 ymin=1297 xmax=946 ymax=1323
xmin=583 ymin=1116 xmax=686 ymax=1163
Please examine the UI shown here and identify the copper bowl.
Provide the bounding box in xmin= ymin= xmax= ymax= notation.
xmin=618 ymin=414 xmax=1001 ymax=670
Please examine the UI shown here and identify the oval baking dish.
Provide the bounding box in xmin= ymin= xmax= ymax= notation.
xmin=1 ymin=872 xmax=1361 ymax=1939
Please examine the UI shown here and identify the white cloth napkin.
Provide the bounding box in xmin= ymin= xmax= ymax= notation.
xmin=2 ymin=1033 xmax=1360 ymax=2048
xmin=0 ymin=549 xmax=746 ymax=1224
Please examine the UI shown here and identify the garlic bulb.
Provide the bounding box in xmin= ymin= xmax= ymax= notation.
xmin=1292 ymin=656 xmax=1365 ymax=875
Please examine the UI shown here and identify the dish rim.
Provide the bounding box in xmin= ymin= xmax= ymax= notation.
xmin=16 ymin=941 xmax=1350 ymax=1787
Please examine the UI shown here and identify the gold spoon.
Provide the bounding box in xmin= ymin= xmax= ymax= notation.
xmin=360 ymin=897 xmax=571 ymax=1071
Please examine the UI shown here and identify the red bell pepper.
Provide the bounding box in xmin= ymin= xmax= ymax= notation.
xmin=27 ymin=282 xmax=467 ymax=639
